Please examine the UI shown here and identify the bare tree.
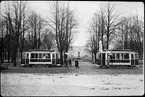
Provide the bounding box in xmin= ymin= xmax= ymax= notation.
xmin=29 ymin=11 xmax=38 ymax=49
xmin=114 ymin=15 xmax=144 ymax=59
xmin=0 ymin=16 xmax=6 ymax=63
xmin=19 ymin=1 xmax=29 ymax=63
xmin=87 ymin=8 xmax=106 ymax=62
xmin=48 ymin=1 xmax=78 ymax=66
xmin=28 ymin=11 xmax=46 ymax=50
xmin=37 ymin=14 xmax=46 ymax=49
xmin=103 ymin=2 xmax=121 ymax=49
xmin=133 ymin=15 xmax=144 ymax=59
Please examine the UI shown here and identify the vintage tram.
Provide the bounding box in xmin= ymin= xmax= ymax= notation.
xmin=21 ymin=49 xmax=62 ymax=67
xmin=96 ymin=49 xmax=139 ymax=68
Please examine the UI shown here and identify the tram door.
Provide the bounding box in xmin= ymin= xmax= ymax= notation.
xmin=131 ymin=54 xmax=135 ymax=66
xmin=101 ymin=53 xmax=106 ymax=66
xmin=52 ymin=53 xmax=56 ymax=65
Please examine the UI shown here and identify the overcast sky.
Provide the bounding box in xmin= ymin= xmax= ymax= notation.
xmin=2 ymin=1 xmax=144 ymax=47
xmin=28 ymin=1 xmax=144 ymax=47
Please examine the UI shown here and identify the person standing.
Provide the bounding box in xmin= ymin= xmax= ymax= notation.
xmin=75 ymin=58 xmax=79 ymax=69
xmin=107 ymin=54 xmax=110 ymax=67
xmin=69 ymin=58 xmax=72 ymax=67
xmin=65 ymin=59 xmax=68 ymax=68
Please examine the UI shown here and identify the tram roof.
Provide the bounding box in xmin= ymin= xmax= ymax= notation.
xmin=104 ymin=49 xmax=131 ymax=51
xmin=100 ymin=49 xmax=138 ymax=53
xmin=23 ymin=49 xmax=56 ymax=52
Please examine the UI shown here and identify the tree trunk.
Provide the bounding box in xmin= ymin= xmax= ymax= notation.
xmin=13 ymin=43 xmax=17 ymax=67
xmin=60 ymin=51 xmax=64 ymax=66
xmin=1 ymin=37 xmax=4 ymax=63
xmin=8 ymin=34 xmax=10 ymax=63
xmin=106 ymin=33 xmax=109 ymax=49
xmin=20 ymin=33 xmax=24 ymax=63
xmin=13 ymin=34 xmax=19 ymax=67
xmin=94 ymin=52 xmax=97 ymax=62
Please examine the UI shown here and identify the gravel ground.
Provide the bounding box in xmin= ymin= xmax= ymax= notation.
xmin=1 ymin=61 xmax=144 ymax=96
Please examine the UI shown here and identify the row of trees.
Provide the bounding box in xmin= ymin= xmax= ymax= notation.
xmin=86 ymin=3 xmax=144 ymax=61
xmin=114 ymin=15 xmax=143 ymax=58
xmin=1 ymin=1 xmax=30 ymax=66
xmin=0 ymin=1 xmax=78 ymax=66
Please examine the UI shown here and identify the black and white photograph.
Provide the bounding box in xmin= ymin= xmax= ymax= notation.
xmin=0 ymin=1 xmax=144 ymax=96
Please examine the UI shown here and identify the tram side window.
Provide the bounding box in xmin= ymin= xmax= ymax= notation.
xmin=124 ymin=53 xmax=129 ymax=59
xmin=109 ymin=54 xmax=112 ymax=59
xmin=112 ymin=53 xmax=115 ymax=59
xmin=43 ymin=53 xmax=47 ymax=59
xmin=46 ymin=53 xmax=50 ymax=59
xmin=48 ymin=53 xmax=51 ymax=58
xmin=116 ymin=53 xmax=120 ymax=59
xmin=35 ymin=53 xmax=38 ymax=59
xmin=39 ymin=53 xmax=42 ymax=58
xmin=121 ymin=53 xmax=124 ymax=59
xmin=31 ymin=53 xmax=34 ymax=58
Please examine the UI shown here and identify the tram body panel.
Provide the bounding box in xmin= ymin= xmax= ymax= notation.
xmin=29 ymin=52 xmax=52 ymax=65
xmin=96 ymin=50 xmax=139 ymax=67
xmin=21 ymin=50 xmax=61 ymax=67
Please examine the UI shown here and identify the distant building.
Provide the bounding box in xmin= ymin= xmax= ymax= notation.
xmin=51 ymin=45 xmax=92 ymax=59
xmin=68 ymin=46 xmax=91 ymax=59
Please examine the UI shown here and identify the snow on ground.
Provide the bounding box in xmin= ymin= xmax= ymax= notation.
xmin=1 ymin=73 xmax=144 ymax=96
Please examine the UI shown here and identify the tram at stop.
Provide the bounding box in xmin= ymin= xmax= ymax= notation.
xmin=21 ymin=49 xmax=61 ymax=67
xmin=96 ymin=49 xmax=139 ymax=68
